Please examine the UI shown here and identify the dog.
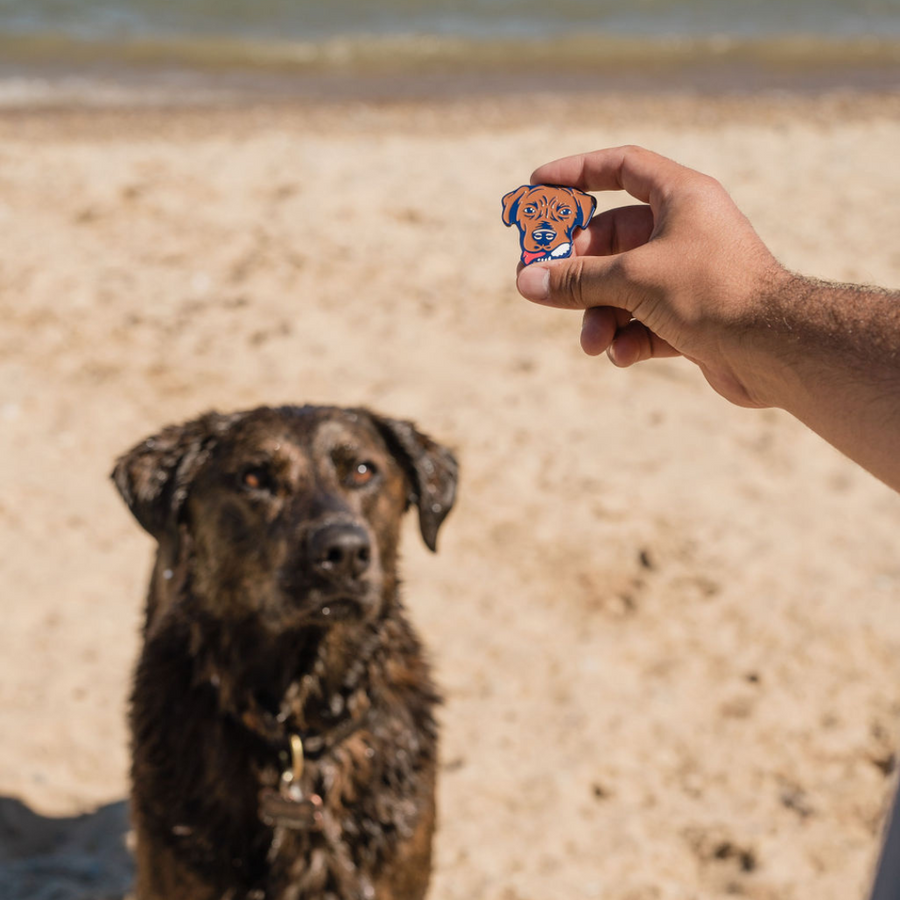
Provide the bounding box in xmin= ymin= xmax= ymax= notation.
xmin=112 ymin=405 xmax=458 ymax=900
xmin=501 ymin=184 xmax=596 ymax=266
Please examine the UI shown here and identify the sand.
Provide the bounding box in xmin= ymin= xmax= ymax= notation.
xmin=1 ymin=90 xmax=900 ymax=900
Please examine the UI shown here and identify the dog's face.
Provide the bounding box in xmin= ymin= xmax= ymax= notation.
xmin=501 ymin=184 xmax=596 ymax=265
xmin=113 ymin=406 xmax=457 ymax=631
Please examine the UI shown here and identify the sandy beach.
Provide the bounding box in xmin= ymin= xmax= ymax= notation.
xmin=2 ymin=89 xmax=900 ymax=899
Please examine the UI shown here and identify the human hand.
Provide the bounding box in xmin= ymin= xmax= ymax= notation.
xmin=515 ymin=146 xmax=792 ymax=408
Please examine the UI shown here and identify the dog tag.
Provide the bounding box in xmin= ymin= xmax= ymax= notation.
xmin=501 ymin=184 xmax=596 ymax=266
xmin=259 ymin=787 xmax=324 ymax=831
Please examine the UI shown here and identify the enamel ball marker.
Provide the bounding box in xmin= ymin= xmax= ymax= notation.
xmin=501 ymin=184 xmax=596 ymax=266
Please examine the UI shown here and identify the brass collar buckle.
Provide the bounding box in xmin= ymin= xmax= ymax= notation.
xmin=284 ymin=733 xmax=305 ymax=795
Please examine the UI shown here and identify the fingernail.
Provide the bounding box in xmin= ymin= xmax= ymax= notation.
xmin=517 ymin=265 xmax=550 ymax=302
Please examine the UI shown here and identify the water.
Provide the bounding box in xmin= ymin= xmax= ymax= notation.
xmin=1 ymin=0 xmax=899 ymax=100
xmin=2 ymin=0 xmax=900 ymax=42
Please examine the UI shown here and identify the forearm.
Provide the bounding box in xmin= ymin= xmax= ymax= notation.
xmin=748 ymin=274 xmax=900 ymax=491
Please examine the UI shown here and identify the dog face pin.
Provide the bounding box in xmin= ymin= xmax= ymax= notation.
xmin=501 ymin=184 xmax=596 ymax=266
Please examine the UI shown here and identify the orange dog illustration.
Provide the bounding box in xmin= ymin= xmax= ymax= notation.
xmin=502 ymin=184 xmax=596 ymax=266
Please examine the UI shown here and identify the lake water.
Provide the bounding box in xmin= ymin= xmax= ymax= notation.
xmin=3 ymin=0 xmax=900 ymax=42
xmin=1 ymin=0 xmax=899 ymax=100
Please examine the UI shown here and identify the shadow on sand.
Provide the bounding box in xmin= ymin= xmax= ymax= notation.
xmin=0 ymin=795 xmax=134 ymax=899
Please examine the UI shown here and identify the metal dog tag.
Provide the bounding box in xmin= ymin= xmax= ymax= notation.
xmin=260 ymin=787 xmax=324 ymax=831
xmin=501 ymin=184 xmax=596 ymax=266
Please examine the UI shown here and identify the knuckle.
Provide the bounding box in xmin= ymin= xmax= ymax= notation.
xmin=609 ymin=252 xmax=641 ymax=288
xmin=553 ymin=258 xmax=588 ymax=308
xmin=619 ymin=143 xmax=648 ymax=161
xmin=696 ymin=172 xmax=725 ymax=197
xmin=617 ymin=144 xmax=647 ymax=181
xmin=700 ymin=172 xmax=724 ymax=191
xmin=682 ymin=171 xmax=726 ymax=205
xmin=608 ymin=253 xmax=663 ymax=320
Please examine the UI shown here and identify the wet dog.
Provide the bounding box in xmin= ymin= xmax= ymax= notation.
xmin=501 ymin=184 xmax=596 ymax=266
xmin=112 ymin=405 xmax=458 ymax=900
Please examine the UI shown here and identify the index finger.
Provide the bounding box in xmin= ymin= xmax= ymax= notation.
xmin=531 ymin=145 xmax=695 ymax=209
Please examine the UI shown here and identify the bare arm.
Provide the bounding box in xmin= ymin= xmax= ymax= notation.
xmin=515 ymin=145 xmax=900 ymax=492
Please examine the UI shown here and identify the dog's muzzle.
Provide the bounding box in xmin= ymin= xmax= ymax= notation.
xmin=292 ymin=522 xmax=377 ymax=622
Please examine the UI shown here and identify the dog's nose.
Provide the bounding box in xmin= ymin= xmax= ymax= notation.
xmin=308 ymin=524 xmax=371 ymax=581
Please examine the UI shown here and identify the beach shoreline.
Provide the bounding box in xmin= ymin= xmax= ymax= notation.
xmin=2 ymin=31 xmax=900 ymax=109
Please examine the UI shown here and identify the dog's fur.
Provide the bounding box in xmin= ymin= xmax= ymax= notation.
xmin=501 ymin=184 xmax=596 ymax=266
xmin=112 ymin=405 xmax=458 ymax=900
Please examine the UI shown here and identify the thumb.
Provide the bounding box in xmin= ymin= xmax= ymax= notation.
xmin=516 ymin=253 xmax=644 ymax=313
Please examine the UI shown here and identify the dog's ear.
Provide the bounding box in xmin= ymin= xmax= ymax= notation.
xmin=112 ymin=411 xmax=235 ymax=541
xmin=370 ymin=415 xmax=458 ymax=552
xmin=569 ymin=187 xmax=597 ymax=229
xmin=501 ymin=185 xmax=531 ymax=227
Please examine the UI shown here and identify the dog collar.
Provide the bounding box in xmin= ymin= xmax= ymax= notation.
xmin=245 ymin=698 xmax=373 ymax=832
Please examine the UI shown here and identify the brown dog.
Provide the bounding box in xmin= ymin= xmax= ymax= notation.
xmin=501 ymin=184 xmax=596 ymax=266
xmin=112 ymin=405 xmax=458 ymax=900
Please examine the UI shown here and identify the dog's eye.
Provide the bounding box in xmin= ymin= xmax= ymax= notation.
xmin=347 ymin=461 xmax=378 ymax=488
xmin=240 ymin=465 xmax=277 ymax=494
xmin=523 ymin=205 xmax=537 ymax=216
xmin=558 ymin=206 xmax=572 ymax=215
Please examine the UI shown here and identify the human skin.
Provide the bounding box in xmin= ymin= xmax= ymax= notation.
xmin=515 ymin=145 xmax=900 ymax=493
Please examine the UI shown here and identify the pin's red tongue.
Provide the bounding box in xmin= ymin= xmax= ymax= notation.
xmin=522 ymin=250 xmax=548 ymax=266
